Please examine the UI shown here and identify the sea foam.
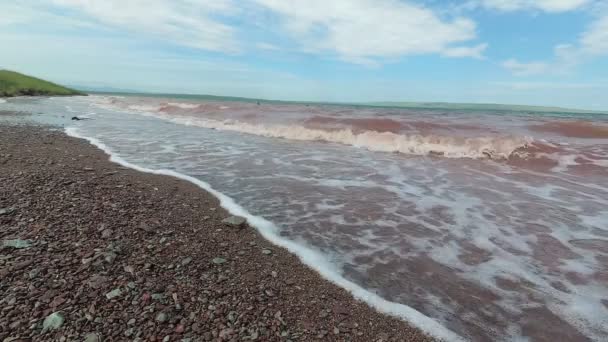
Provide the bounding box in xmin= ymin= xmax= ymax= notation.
xmin=135 ymin=114 xmax=532 ymax=160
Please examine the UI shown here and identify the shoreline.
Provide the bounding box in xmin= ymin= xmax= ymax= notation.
xmin=0 ymin=122 xmax=435 ymax=341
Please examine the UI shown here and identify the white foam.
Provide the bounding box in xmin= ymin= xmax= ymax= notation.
xmin=65 ymin=125 xmax=464 ymax=342
xmin=167 ymin=102 xmax=199 ymax=109
xmin=147 ymin=115 xmax=532 ymax=160
xmin=0 ymin=99 xmax=6 ymax=104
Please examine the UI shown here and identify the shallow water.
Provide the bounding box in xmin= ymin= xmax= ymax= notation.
xmin=2 ymin=96 xmax=608 ymax=341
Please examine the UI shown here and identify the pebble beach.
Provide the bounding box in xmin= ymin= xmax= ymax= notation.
xmin=0 ymin=120 xmax=432 ymax=342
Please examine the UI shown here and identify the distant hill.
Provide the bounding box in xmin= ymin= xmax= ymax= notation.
xmin=0 ymin=70 xmax=85 ymax=97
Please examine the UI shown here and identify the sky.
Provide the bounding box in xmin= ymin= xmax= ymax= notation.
xmin=1 ymin=0 xmax=608 ymax=110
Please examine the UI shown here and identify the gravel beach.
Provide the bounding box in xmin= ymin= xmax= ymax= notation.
xmin=0 ymin=122 xmax=433 ymax=342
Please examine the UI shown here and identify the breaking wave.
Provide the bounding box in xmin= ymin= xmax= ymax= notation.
xmin=93 ymin=96 xmax=534 ymax=160
xmin=154 ymin=116 xmax=532 ymax=160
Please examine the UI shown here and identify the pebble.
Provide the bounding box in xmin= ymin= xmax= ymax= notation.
xmin=212 ymin=257 xmax=227 ymax=265
xmin=262 ymin=249 xmax=272 ymax=255
xmin=156 ymin=312 xmax=168 ymax=323
xmin=83 ymin=333 xmax=102 ymax=342
xmin=42 ymin=311 xmax=65 ymax=332
xmin=2 ymin=239 xmax=32 ymax=249
xmin=221 ymin=215 xmax=247 ymax=228
xmin=105 ymin=288 xmax=122 ymax=300
xmin=124 ymin=328 xmax=134 ymax=337
xmin=0 ymin=207 xmax=15 ymax=215
xmin=181 ymin=257 xmax=192 ymax=266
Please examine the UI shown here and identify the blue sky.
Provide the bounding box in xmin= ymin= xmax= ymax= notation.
xmin=1 ymin=0 xmax=607 ymax=110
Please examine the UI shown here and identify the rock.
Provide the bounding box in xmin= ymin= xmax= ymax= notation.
xmin=101 ymin=229 xmax=113 ymax=238
xmin=151 ymin=293 xmax=165 ymax=301
xmin=2 ymin=239 xmax=32 ymax=249
xmin=87 ymin=275 xmax=109 ymax=289
xmin=377 ymin=332 xmax=390 ymax=341
xmin=0 ymin=207 xmax=15 ymax=215
xmin=156 ymin=312 xmax=168 ymax=323
xmin=124 ymin=265 xmax=135 ymax=274
xmin=127 ymin=318 xmax=136 ymax=325
xmin=42 ymin=312 xmax=65 ymax=332
xmin=212 ymin=257 xmax=227 ymax=265
xmin=103 ymin=252 xmax=117 ymax=264
xmin=181 ymin=257 xmax=192 ymax=266
xmin=221 ymin=216 xmax=246 ymax=228
xmin=124 ymin=328 xmax=134 ymax=337
xmin=83 ymin=333 xmax=102 ymax=342
xmin=262 ymin=249 xmax=272 ymax=255
xmin=105 ymin=288 xmax=122 ymax=300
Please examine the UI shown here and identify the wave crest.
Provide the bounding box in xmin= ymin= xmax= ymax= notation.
xmin=164 ymin=116 xmax=532 ymax=160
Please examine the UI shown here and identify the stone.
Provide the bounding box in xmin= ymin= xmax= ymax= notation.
xmin=262 ymin=249 xmax=272 ymax=255
xmin=0 ymin=208 xmax=15 ymax=215
xmin=127 ymin=318 xmax=136 ymax=325
xmin=212 ymin=257 xmax=227 ymax=265
xmin=156 ymin=312 xmax=168 ymax=323
xmin=105 ymin=288 xmax=122 ymax=300
xmin=101 ymin=229 xmax=113 ymax=238
xmin=2 ymin=239 xmax=32 ymax=249
xmin=151 ymin=293 xmax=165 ymax=300
xmin=221 ymin=216 xmax=247 ymax=228
xmin=83 ymin=333 xmax=102 ymax=342
xmin=124 ymin=328 xmax=134 ymax=337
xmin=181 ymin=257 xmax=192 ymax=266
xmin=42 ymin=312 xmax=65 ymax=332
xmin=104 ymin=252 xmax=117 ymax=264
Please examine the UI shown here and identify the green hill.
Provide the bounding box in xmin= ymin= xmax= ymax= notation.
xmin=0 ymin=70 xmax=85 ymax=97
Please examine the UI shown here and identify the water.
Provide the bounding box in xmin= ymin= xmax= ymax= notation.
xmin=2 ymin=96 xmax=608 ymax=341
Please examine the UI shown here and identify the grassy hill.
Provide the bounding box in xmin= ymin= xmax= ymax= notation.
xmin=0 ymin=70 xmax=85 ymax=97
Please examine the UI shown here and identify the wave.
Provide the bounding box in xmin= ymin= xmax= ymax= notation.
xmin=530 ymin=121 xmax=608 ymax=139
xmin=156 ymin=116 xmax=532 ymax=160
xmin=65 ymin=125 xmax=464 ymax=342
xmin=95 ymin=97 xmax=533 ymax=160
xmin=166 ymin=102 xmax=200 ymax=109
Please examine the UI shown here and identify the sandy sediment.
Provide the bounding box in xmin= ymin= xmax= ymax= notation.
xmin=0 ymin=123 xmax=433 ymax=341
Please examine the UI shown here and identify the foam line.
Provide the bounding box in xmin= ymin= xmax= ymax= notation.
xmin=155 ymin=116 xmax=531 ymax=160
xmin=65 ymin=126 xmax=464 ymax=342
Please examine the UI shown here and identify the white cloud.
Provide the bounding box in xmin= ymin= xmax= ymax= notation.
xmin=479 ymin=0 xmax=590 ymax=12
xmin=442 ymin=43 xmax=488 ymax=59
xmin=50 ymin=0 xmax=240 ymax=52
xmin=501 ymin=59 xmax=551 ymax=75
xmin=1 ymin=0 xmax=485 ymax=65
xmin=580 ymin=14 xmax=608 ymax=54
xmin=252 ymin=0 xmax=484 ymax=63
xmin=503 ymin=7 xmax=608 ymax=76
